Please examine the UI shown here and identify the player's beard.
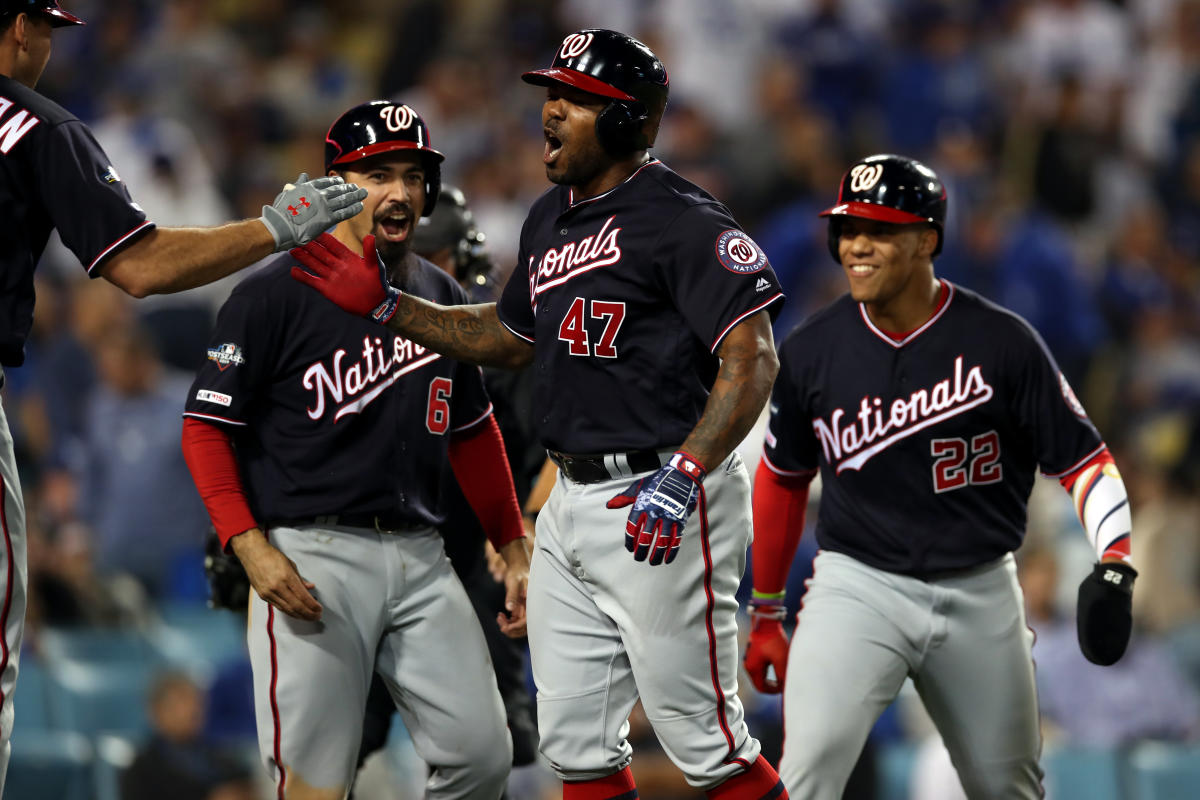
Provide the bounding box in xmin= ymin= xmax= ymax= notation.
xmin=546 ymin=137 xmax=609 ymax=190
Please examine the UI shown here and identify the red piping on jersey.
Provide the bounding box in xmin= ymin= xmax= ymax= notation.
xmin=878 ymin=281 xmax=950 ymax=341
xmin=858 ymin=280 xmax=954 ymax=348
xmin=699 ymin=485 xmax=750 ymax=770
xmin=760 ymin=451 xmax=818 ymax=480
xmin=1042 ymin=443 xmax=1107 ymax=481
xmin=182 ymin=410 xmax=248 ymax=427
xmin=85 ymin=220 xmax=155 ymax=274
xmin=498 ymin=318 xmax=535 ymax=344
xmin=711 ymin=294 xmax=784 ymax=353
xmin=267 ymin=604 xmax=286 ymax=799
xmin=0 ymin=472 xmax=13 ymax=721
xmin=450 ymin=402 xmax=495 ymax=434
xmin=567 ymin=159 xmax=660 ymax=208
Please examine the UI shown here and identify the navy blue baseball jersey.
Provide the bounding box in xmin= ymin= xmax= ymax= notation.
xmin=183 ymin=253 xmax=492 ymax=526
xmin=0 ymin=74 xmax=152 ymax=366
xmin=496 ymin=159 xmax=784 ymax=454
xmin=762 ymin=281 xmax=1104 ymax=575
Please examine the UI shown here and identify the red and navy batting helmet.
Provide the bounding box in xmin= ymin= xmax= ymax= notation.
xmin=523 ymin=29 xmax=669 ymax=155
xmin=324 ymin=100 xmax=445 ymax=216
xmin=0 ymin=0 xmax=84 ymax=26
xmin=819 ymin=154 xmax=947 ymax=261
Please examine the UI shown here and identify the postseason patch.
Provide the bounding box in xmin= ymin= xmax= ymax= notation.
xmin=207 ymin=342 xmax=246 ymax=371
xmin=196 ymin=389 xmax=232 ymax=407
xmin=715 ymin=229 xmax=768 ymax=274
xmin=1058 ymin=371 xmax=1088 ymax=419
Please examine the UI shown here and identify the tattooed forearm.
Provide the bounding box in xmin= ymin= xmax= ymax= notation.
xmin=386 ymin=296 xmax=533 ymax=369
xmin=681 ymin=311 xmax=779 ymax=472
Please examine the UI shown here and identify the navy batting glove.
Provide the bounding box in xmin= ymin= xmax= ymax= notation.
xmin=606 ymin=452 xmax=705 ymax=566
xmin=1077 ymin=561 xmax=1137 ymax=666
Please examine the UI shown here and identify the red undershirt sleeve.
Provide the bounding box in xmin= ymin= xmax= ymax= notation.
xmin=751 ymin=459 xmax=815 ymax=597
xmin=181 ymin=417 xmax=259 ymax=551
xmin=448 ymin=414 xmax=526 ymax=551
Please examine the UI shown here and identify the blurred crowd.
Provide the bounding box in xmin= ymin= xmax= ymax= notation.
xmin=8 ymin=0 xmax=1200 ymax=797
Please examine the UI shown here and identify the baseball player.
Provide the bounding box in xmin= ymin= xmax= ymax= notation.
xmin=743 ymin=154 xmax=1138 ymax=799
xmin=180 ymin=100 xmax=528 ymax=800
xmin=290 ymin=28 xmax=790 ymax=800
xmin=0 ymin=2 xmax=364 ymax=791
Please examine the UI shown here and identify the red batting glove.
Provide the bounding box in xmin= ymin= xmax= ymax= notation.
xmin=743 ymin=602 xmax=789 ymax=694
xmin=291 ymin=233 xmax=400 ymax=323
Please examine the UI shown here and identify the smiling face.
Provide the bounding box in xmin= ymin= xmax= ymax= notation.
xmin=541 ymin=83 xmax=614 ymax=191
xmin=836 ymin=216 xmax=939 ymax=308
xmin=332 ymin=151 xmax=426 ymax=262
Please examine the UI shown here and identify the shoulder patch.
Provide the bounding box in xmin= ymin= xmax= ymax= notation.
xmin=207 ymin=343 xmax=246 ymax=371
xmin=196 ymin=389 xmax=232 ymax=406
xmin=1058 ymin=371 xmax=1088 ymax=419
xmin=715 ymin=229 xmax=768 ymax=274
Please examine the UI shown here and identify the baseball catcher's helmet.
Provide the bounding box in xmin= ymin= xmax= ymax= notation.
xmin=0 ymin=0 xmax=84 ymax=25
xmin=324 ymin=100 xmax=445 ymax=216
xmin=411 ymin=185 xmax=491 ymax=287
xmin=523 ymin=29 xmax=669 ymax=156
xmin=819 ymin=154 xmax=947 ymax=262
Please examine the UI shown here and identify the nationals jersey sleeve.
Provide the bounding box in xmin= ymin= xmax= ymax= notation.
xmin=496 ymin=160 xmax=784 ymax=453
xmin=183 ymin=254 xmax=492 ymax=526
xmin=762 ymin=282 xmax=1104 ymax=575
xmin=0 ymin=75 xmax=152 ymax=365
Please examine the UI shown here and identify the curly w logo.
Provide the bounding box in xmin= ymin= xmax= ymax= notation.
xmin=378 ymin=105 xmax=415 ymax=132
xmin=559 ymin=33 xmax=594 ymax=59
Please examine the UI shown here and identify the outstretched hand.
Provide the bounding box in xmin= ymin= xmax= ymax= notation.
xmin=291 ymin=233 xmax=401 ymax=323
xmin=260 ymin=173 xmax=366 ymax=251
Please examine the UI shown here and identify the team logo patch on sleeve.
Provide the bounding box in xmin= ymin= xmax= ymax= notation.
xmin=716 ymin=229 xmax=769 ymax=274
xmin=207 ymin=343 xmax=246 ymax=371
xmin=196 ymin=389 xmax=232 ymax=406
xmin=1058 ymin=371 xmax=1088 ymax=419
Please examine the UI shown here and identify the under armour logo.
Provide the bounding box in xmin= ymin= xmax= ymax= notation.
xmin=288 ymin=197 xmax=312 ymax=216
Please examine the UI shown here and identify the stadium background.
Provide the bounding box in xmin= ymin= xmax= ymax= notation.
xmin=7 ymin=0 xmax=1200 ymax=798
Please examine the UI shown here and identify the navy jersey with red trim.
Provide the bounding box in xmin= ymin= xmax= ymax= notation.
xmin=183 ymin=253 xmax=492 ymax=526
xmin=763 ymin=282 xmax=1103 ymax=575
xmin=496 ymin=160 xmax=784 ymax=453
xmin=0 ymin=75 xmax=153 ymax=366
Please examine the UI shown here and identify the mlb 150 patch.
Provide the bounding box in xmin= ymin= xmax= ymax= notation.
xmin=715 ymin=229 xmax=768 ymax=274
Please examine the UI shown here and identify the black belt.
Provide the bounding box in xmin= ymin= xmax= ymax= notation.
xmin=270 ymin=514 xmax=425 ymax=533
xmin=547 ymin=449 xmax=672 ymax=484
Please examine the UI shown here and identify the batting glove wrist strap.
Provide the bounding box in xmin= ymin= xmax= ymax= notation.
xmin=260 ymin=173 xmax=368 ymax=251
xmin=1077 ymin=561 xmax=1138 ymax=666
xmin=606 ymin=450 xmax=705 ymax=566
xmin=749 ymin=601 xmax=788 ymax=623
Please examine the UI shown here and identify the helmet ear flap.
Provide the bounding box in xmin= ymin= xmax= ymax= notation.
xmin=826 ymin=217 xmax=843 ymax=264
xmin=595 ymin=100 xmax=648 ymax=156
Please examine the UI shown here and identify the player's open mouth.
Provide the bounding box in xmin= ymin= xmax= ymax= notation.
xmin=378 ymin=212 xmax=411 ymax=242
xmin=848 ymin=263 xmax=879 ymax=275
xmin=544 ymin=130 xmax=563 ymax=164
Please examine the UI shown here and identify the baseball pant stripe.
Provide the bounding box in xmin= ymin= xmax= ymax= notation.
xmin=266 ymin=604 xmax=286 ymax=800
xmin=0 ymin=472 xmax=11 ymax=716
xmin=698 ymin=486 xmax=747 ymax=769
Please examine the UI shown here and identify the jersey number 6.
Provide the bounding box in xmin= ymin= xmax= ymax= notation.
xmin=930 ymin=431 xmax=1002 ymax=493
xmin=427 ymin=377 xmax=453 ymax=434
xmin=558 ymin=297 xmax=626 ymax=358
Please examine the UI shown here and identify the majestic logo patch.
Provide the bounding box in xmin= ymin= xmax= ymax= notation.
xmin=207 ymin=343 xmax=246 ymax=371
xmin=196 ymin=389 xmax=232 ymax=406
xmin=559 ymin=32 xmax=594 ymax=59
xmin=849 ymin=163 xmax=884 ymax=192
xmin=755 ymin=276 xmax=772 ymax=292
xmin=716 ymin=229 xmax=768 ymax=274
xmin=1058 ymin=371 xmax=1088 ymax=419
xmin=813 ymin=356 xmax=995 ymax=473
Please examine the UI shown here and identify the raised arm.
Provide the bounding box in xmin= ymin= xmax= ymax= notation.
xmin=99 ymin=175 xmax=366 ymax=298
xmin=291 ymin=233 xmax=533 ymax=369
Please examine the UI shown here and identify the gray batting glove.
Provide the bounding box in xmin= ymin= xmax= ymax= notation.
xmin=259 ymin=173 xmax=368 ymax=251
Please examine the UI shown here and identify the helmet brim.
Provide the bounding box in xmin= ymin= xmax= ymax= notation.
xmin=818 ymin=200 xmax=931 ymax=226
xmin=522 ymin=68 xmax=636 ymax=102
xmin=328 ymin=140 xmax=445 ymax=169
xmin=46 ymin=8 xmax=85 ymax=26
